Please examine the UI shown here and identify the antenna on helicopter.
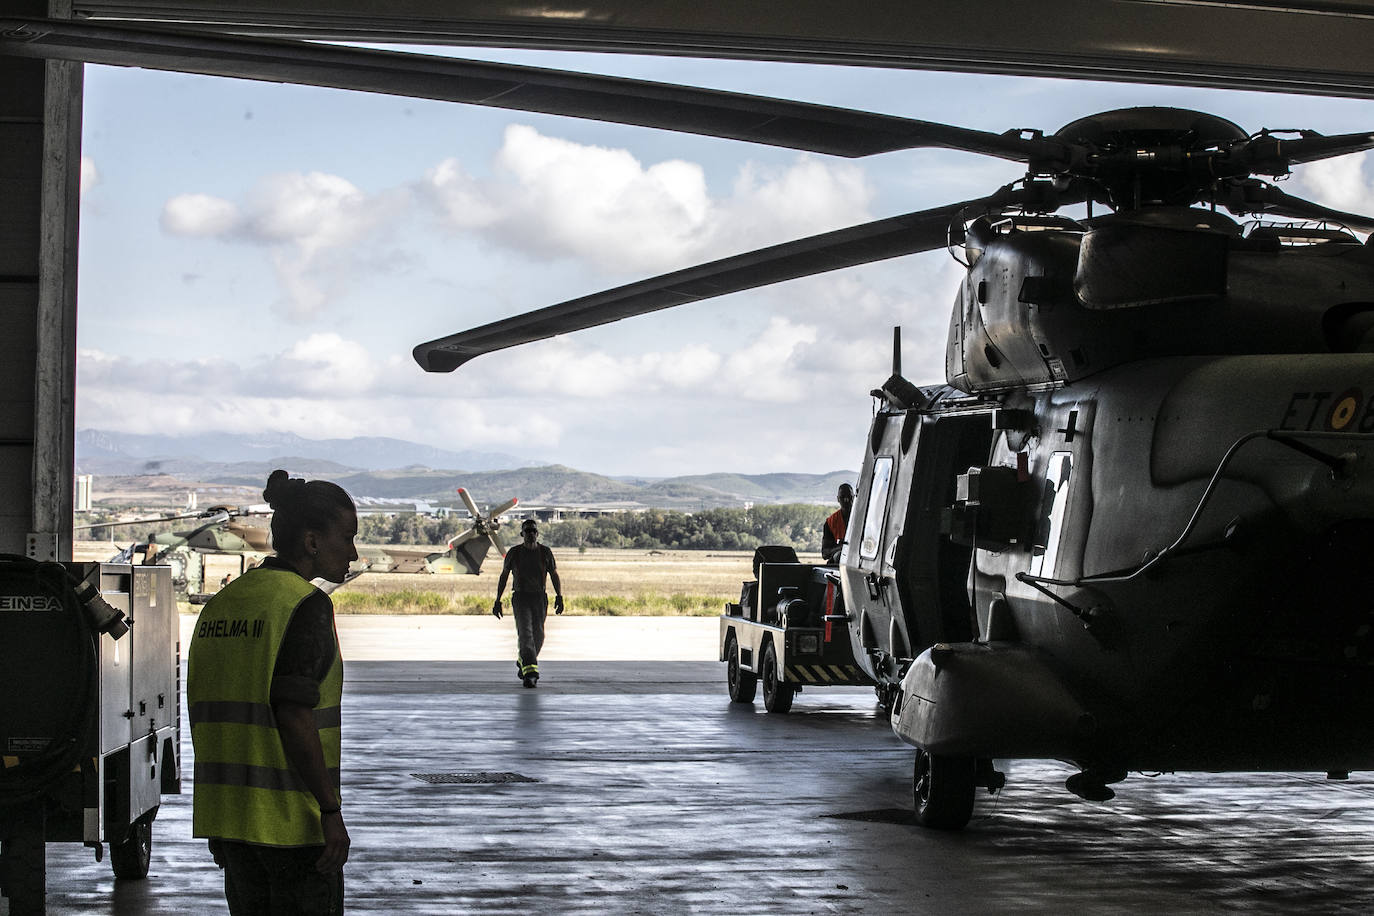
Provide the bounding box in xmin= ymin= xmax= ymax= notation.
xmin=871 ymin=325 xmax=928 ymax=411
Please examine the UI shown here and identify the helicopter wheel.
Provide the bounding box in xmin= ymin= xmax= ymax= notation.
xmin=725 ymin=633 xmax=757 ymax=704
xmin=913 ymin=748 xmax=975 ymax=830
xmin=761 ymin=642 xmax=794 ymax=714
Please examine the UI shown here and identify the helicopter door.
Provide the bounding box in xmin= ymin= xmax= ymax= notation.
xmin=892 ymin=413 xmax=995 ymax=655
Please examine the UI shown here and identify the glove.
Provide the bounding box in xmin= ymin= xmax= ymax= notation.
xmin=491 ymin=600 xmax=503 ymax=619
xmin=554 ymin=595 xmax=565 ymax=615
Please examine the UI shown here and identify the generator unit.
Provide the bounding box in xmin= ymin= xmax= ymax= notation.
xmin=0 ymin=559 xmax=180 ymax=915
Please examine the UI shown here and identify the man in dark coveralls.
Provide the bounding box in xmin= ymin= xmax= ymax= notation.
xmin=492 ymin=519 xmax=564 ymax=687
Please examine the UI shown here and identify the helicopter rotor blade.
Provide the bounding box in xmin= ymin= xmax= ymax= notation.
xmin=415 ymin=181 xmax=1084 ymax=372
xmin=0 ymin=17 xmax=1046 ymax=163
xmin=455 ymin=488 xmax=483 ymax=520
xmin=447 ymin=528 xmax=481 ymax=550
xmin=490 ymin=529 xmax=510 ymax=557
xmin=489 ymin=498 xmax=518 ymax=518
xmin=75 ymin=508 xmax=219 ymax=531
xmin=1232 ymin=130 xmax=1374 ymax=174
xmin=1221 ymin=179 xmax=1374 ymax=231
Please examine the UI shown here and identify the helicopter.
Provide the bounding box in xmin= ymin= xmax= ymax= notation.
xmin=359 ymin=488 xmax=518 ymax=576
xmin=399 ymin=81 xmax=1374 ymax=827
xmin=84 ymin=486 xmax=518 ymax=599
xmin=10 ymin=20 xmax=1374 ymax=829
xmin=80 ymin=508 xmax=346 ymax=603
xmin=80 ymin=505 xmax=275 ymax=603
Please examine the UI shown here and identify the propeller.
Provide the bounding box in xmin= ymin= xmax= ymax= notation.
xmin=449 ymin=488 xmax=518 ymax=557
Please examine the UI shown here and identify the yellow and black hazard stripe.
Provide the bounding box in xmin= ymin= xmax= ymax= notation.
xmin=785 ymin=664 xmax=870 ymax=685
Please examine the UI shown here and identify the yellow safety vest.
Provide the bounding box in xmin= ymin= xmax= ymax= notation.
xmin=187 ymin=565 xmax=343 ymax=846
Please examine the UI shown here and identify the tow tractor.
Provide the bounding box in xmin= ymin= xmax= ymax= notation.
xmin=720 ymin=546 xmax=872 ymax=712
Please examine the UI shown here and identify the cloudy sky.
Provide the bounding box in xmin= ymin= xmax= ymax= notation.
xmin=74 ymin=46 xmax=1374 ymax=477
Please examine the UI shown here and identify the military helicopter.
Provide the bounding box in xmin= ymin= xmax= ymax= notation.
xmin=360 ymin=488 xmax=518 ymax=575
xmin=400 ymin=79 xmax=1374 ymax=828
xmin=79 ymin=505 xmax=275 ymax=603
xmin=11 ymin=20 xmax=1374 ymax=830
xmin=86 ymin=485 xmax=517 ymax=598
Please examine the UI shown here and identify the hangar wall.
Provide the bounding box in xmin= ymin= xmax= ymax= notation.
xmin=0 ymin=0 xmax=80 ymax=558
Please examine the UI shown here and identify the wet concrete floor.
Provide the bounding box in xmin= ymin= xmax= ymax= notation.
xmin=28 ymin=657 xmax=1374 ymax=915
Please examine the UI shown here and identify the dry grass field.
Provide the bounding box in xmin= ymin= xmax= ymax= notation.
xmin=72 ymin=542 xmax=813 ymax=616
xmin=335 ymin=547 xmax=794 ymax=615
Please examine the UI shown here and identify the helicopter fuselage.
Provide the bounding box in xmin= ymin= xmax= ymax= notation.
xmin=842 ymin=208 xmax=1374 ymax=777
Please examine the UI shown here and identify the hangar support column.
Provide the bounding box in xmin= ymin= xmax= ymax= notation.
xmin=0 ymin=0 xmax=80 ymax=559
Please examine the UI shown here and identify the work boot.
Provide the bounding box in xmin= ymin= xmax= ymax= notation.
xmin=522 ymin=674 xmax=537 ymax=688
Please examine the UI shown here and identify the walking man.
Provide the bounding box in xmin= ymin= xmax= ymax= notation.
xmin=493 ymin=519 xmax=564 ymax=687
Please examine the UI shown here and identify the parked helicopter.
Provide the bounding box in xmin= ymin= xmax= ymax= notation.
xmin=360 ymin=488 xmax=518 ymax=575
xmin=401 ymin=80 xmax=1374 ymax=827
xmin=80 ymin=505 xmax=274 ymax=603
xmin=12 ymin=20 xmax=1374 ymax=829
xmin=83 ymin=487 xmax=517 ymax=600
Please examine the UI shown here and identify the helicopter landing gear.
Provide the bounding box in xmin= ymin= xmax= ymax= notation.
xmin=874 ymin=682 xmax=899 ymax=715
xmin=1065 ymin=768 xmax=1127 ymax=802
xmin=912 ymin=748 xmax=975 ymax=830
xmin=975 ymin=758 xmax=1007 ymax=793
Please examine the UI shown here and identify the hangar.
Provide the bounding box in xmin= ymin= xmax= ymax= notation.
xmin=7 ymin=0 xmax=1374 ymax=561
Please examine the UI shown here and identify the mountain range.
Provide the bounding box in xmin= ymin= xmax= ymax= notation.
xmin=76 ymin=430 xmax=855 ymax=509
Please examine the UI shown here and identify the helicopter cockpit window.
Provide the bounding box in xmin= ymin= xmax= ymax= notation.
xmin=860 ymin=457 xmax=894 ymax=562
xmin=1029 ymin=452 xmax=1073 ymax=578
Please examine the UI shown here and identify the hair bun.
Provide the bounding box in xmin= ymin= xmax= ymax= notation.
xmin=262 ymin=469 xmax=306 ymax=509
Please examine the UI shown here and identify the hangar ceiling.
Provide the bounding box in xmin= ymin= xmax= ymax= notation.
xmin=51 ymin=0 xmax=1374 ymax=99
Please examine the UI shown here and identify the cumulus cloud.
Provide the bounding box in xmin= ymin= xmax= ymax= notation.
xmin=419 ymin=123 xmax=875 ymax=274
xmin=161 ymin=172 xmax=405 ymax=319
xmin=273 ymin=333 xmax=380 ymax=396
xmin=80 ymin=156 xmax=99 ymax=197
xmin=162 ymin=193 xmax=239 ymax=236
xmin=1290 ymin=152 xmax=1374 ymax=222
xmin=159 ymin=126 xmax=877 ymax=322
xmin=75 ymin=334 xmax=568 ymax=455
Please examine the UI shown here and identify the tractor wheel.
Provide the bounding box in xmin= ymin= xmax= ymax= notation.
xmin=761 ymin=642 xmax=794 ymax=714
xmin=913 ymin=748 xmax=975 ymax=830
xmin=110 ymin=809 xmax=155 ymax=880
xmin=725 ymin=634 xmax=757 ymax=704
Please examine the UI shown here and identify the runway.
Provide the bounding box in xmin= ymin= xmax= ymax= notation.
xmin=23 ymin=617 xmax=1374 ymax=914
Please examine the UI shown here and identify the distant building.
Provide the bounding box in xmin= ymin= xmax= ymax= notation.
xmin=74 ymin=474 xmax=92 ymax=512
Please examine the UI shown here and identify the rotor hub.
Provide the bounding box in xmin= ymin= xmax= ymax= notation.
xmin=1048 ymin=107 xmax=1252 ymax=210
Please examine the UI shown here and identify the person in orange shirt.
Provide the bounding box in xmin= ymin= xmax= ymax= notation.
xmin=822 ymin=483 xmax=854 ymax=564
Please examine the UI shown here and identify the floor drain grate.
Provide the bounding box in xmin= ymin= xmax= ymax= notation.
xmin=823 ymin=808 xmax=915 ymax=825
xmin=410 ymin=772 xmax=539 ymax=785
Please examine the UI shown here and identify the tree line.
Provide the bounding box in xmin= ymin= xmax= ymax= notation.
xmin=356 ymin=503 xmax=832 ymax=551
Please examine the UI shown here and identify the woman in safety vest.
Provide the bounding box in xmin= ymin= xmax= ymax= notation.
xmin=187 ymin=469 xmax=358 ymax=915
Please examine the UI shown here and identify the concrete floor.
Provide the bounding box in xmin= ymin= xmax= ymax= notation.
xmin=21 ymin=619 xmax=1374 ymax=914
